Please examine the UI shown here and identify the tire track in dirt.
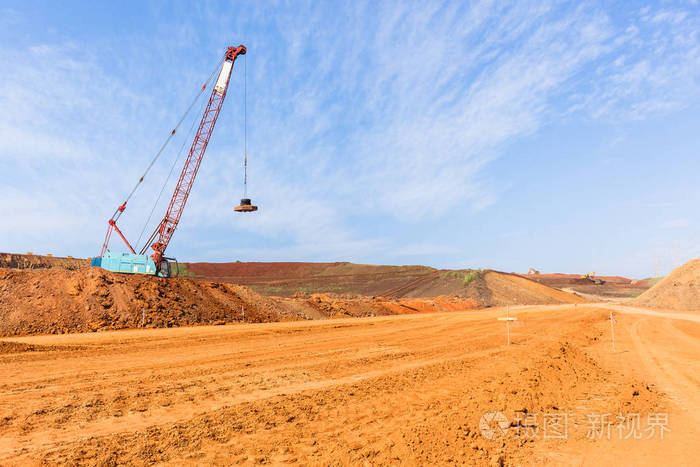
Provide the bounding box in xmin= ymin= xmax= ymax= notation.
xmin=0 ymin=317 xmax=503 ymax=435
xmin=628 ymin=318 xmax=700 ymax=413
xmin=551 ymin=304 xmax=700 ymax=465
xmin=0 ymin=306 xmax=681 ymax=465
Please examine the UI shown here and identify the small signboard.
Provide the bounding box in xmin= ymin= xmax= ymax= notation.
xmin=498 ymin=307 xmax=517 ymax=345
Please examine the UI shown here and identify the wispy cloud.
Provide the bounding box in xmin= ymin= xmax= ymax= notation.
xmin=0 ymin=1 xmax=698 ymax=265
xmin=661 ymin=218 xmax=691 ymax=229
xmin=570 ymin=5 xmax=700 ymax=120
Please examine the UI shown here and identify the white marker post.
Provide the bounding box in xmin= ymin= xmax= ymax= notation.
xmin=498 ymin=305 xmax=518 ymax=345
xmin=610 ymin=311 xmax=616 ymax=352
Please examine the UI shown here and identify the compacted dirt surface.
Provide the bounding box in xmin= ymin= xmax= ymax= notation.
xmin=1 ymin=304 xmax=697 ymax=465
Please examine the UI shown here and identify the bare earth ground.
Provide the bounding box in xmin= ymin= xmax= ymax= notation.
xmin=0 ymin=268 xmax=582 ymax=337
xmin=0 ymin=304 xmax=697 ymax=465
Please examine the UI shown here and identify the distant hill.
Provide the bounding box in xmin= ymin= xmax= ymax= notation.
xmin=0 ymin=254 xmax=585 ymax=307
xmin=183 ymin=261 xmax=436 ymax=297
xmin=518 ymin=272 xmax=651 ymax=299
xmin=183 ymin=261 xmax=585 ymax=305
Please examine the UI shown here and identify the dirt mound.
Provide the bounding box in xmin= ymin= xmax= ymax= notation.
xmin=266 ymin=270 xmax=582 ymax=311
xmin=402 ymin=270 xmax=584 ymax=306
xmin=0 ymin=255 xmax=584 ymax=336
xmin=633 ymin=259 xmax=700 ymax=310
xmin=0 ymin=268 xmax=299 ymax=336
xmin=0 ymin=267 xmax=578 ymax=336
xmin=484 ymin=271 xmax=586 ymax=305
xmin=1 ymin=255 xmax=587 ymax=306
xmin=186 ymin=262 xmax=585 ymax=306
xmin=0 ymin=268 xmax=493 ymax=337
xmin=277 ymin=293 xmax=481 ymax=320
xmin=0 ymin=252 xmax=88 ymax=270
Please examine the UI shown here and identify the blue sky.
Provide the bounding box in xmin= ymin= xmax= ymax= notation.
xmin=1 ymin=1 xmax=699 ymax=278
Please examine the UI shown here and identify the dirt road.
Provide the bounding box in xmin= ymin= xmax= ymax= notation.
xmin=0 ymin=305 xmax=697 ymax=465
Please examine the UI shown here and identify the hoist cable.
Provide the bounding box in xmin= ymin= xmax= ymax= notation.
xmin=135 ymin=94 xmax=209 ymax=253
xmin=243 ymin=53 xmax=248 ymax=198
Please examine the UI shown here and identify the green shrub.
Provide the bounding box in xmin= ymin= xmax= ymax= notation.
xmin=175 ymin=263 xmax=196 ymax=277
xmin=462 ymin=271 xmax=478 ymax=286
xmin=440 ymin=269 xmax=479 ymax=285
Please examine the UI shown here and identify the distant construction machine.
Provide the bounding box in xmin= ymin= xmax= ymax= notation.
xmin=581 ymin=272 xmax=605 ymax=285
xmin=92 ymin=45 xmax=256 ymax=277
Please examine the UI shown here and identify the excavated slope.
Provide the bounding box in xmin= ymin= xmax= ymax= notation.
xmin=633 ymin=258 xmax=700 ymax=311
xmin=184 ymin=261 xmax=436 ymax=297
xmin=402 ymin=270 xmax=585 ymax=305
xmin=0 ymin=252 xmax=88 ymax=270
xmin=0 ymin=262 xmax=585 ymax=336
xmin=0 ymin=269 xmax=481 ymax=336
xmin=0 ymin=268 xmax=298 ymax=336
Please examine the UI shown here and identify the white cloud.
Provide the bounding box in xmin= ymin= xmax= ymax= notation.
xmin=661 ymin=218 xmax=691 ymax=229
xmin=574 ymin=5 xmax=700 ymax=120
xmin=1 ymin=1 xmax=699 ymax=263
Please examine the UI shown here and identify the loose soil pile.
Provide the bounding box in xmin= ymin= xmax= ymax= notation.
xmin=277 ymin=293 xmax=480 ymax=320
xmin=0 ymin=252 xmax=88 ymax=270
xmin=0 ymin=254 xmax=645 ymax=300
xmin=402 ymin=270 xmax=586 ymax=306
xmin=633 ymin=258 xmax=700 ymax=310
xmin=0 ymin=268 xmax=488 ymax=336
xmin=484 ymin=271 xmax=587 ymax=305
xmin=0 ymin=255 xmax=584 ymax=336
xmin=185 ymin=261 xmax=590 ymax=304
xmin=0 ymin=268 xmax=298 ymax=336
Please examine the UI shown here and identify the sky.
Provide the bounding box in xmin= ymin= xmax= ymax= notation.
xmin=0 ymin=1 xmax=699 ymax=278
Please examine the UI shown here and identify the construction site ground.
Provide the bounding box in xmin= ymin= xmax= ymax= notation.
xmin=0 ymin=265 xmax=584 ymax=337
xmin=1 ymin=304 xmax=697 ymax=465
xmin=0 ymin=253 xmax=651 ymax=301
